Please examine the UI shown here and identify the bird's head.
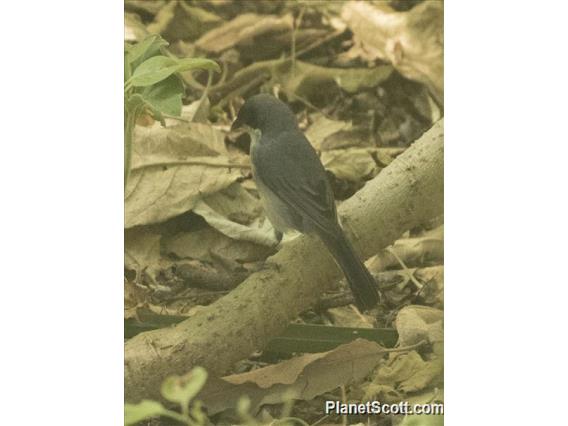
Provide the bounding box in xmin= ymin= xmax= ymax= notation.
xmin=231 ymin=94 xmax=298 ymax=135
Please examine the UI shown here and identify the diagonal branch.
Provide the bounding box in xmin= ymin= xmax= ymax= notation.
xmin=125 ymin=119 xmax=444 ymax=402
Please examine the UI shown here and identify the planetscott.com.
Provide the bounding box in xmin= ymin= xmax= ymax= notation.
xmin=324 ymin=400 xmax=444 ymax=416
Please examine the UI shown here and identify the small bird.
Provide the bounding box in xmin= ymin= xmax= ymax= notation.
xmin=231 ymin=94 xmax=379 ymax=311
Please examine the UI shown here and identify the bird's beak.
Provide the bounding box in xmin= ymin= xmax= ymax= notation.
xmin=231 ymin=117 xmax=242 ymax=131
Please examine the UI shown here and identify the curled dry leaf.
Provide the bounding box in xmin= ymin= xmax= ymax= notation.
xmin=321 ymin=148 xmax=377 ymax=182
xmin=395 ymin=305 xmax=443 ymax=347
xmin=364 ymin=350 xmax=443 ymax=402
xmin=125 ymin=123 xmax=244 ymax=228
xmin=199 ymin=339 xmax=388 ymax=415
xmin=369 ymin=226 xmax=444 ymax=272
xmin=363 ymin=306 xmax=443 ymax=402
xmin=162 ymin=227 xmax=272 ymax=264
xmin=200 ymin=183 xmax=261 ymax=222
xmin=341 ymin=1 xmax=443 ymax=103
xmin=193 ymin=202 xmax=277 ymax=248
xmin=190 ymin=183 xmax=278 ymax=248
xmin=305 ymin=113 xmax=353 ymax=151
xmin=230 ymin=59 xmax=393 ymax=102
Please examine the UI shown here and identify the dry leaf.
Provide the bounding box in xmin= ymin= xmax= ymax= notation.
xmin=321 ymin=148 xmax=376 ymax=182
xmin=147 ymin=1 xmax=223 ymax=41
xmin=162 ymin=226 xmax=271 ymax=264
xmin=125 ymin=123 xmax=243 ymax=228
xmin=264 ymin=59 xmax=392 ymax=102
xmin=395 ymin=305 xmax=443 ymax=347
xmin=341 ymin=1 xmax=443 ymax=103
xmin=305 ymin=113 xmax=353 ymax=151
xmin=199 ymin=339 xmax=388 ymax=415
xmin=125 ymin=228 xmax=162 ymax=273
xmin=327 ymin=306 xmax=375 ymax=328
xmin=200 ymin=183 xmax=262 ymax=225
xmin=195 ymin=13 xmax=293 ymax=53
xmin=366 ymin=350 xmax=443 ymax=399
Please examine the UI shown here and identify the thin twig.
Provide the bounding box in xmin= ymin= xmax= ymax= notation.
xmin=296 ymin=29 xmax=345 ymax=58
xmin=387 ymin=247 xmax=424 ymax=290
xmin=131 ymin=160 xmax=250 ymax=171
xmin=382 ymin=340 xmax=428 ymax=354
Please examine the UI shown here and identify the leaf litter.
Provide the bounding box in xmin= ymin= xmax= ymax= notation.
xmin=124 ymin=1 xmax=444 ymax=423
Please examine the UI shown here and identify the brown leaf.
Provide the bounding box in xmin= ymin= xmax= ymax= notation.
xmin=162 ymin=226 xmax=271 ymax=264
xmin=395 ymin=305 xmax=443 ymax=347
xmin=365 ymin=350 xmax=443 ymax=399
xmin=305 ymin=113 xmax=353 ymax=151
xmin=195 ymin=13 xmax=293 ymax=53
xmin=341 ymin=1 xmax=443 ymax=103
xmin=273 ymin=60 xmax=393 ymax=99
xmin=321 ymin=148 xmax=376 ymax=182
xmin=125 ymin=228 xmax=162 ymax=272
xmin=125 ymin=123 xmax=244 ymax=228
xmin=146 ymin=1 xmax=223 ymax=41
xmin=199 ymin=339 xmax=387 ymax=415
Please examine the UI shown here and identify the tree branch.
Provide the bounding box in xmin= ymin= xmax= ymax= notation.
xmin=125 ymin=119 xmax=444 ymax=402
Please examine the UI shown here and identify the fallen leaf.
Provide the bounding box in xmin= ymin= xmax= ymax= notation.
xmin=321 ymin=148 xmax=376 ymax=182
xmin=162 ymin=226 xmax=271 ymax=264
xmin=395 ymin=305 xmax=443 ymax=347
xmin=341 ymin=1 xmax=443 ymax=103
xmin=193 ymin=201 xmax=276 ymax=247
xmin=195 ymin=13 xmax=293 ymax=53
xmin=200 ymin=183 xmax=262 ymax=225
xmin=125 ymin=123 xmax=243 ymax=228
xmin=200 ymin=339 xmax=388 ymax=415
xmin=365 ymin=350 xmax=443 ymax=399
xmin=273 ymin=60 xmax=393 ymax=99
xmin=305 ymin=113 xmax=353 ymax=151
xmin=192 ymin=183 xmax=277 ymax=247
xmin=147 ymin=1 xmax=223 ymax=42
xmin=125 ymin=228 xmax=162 ymax=272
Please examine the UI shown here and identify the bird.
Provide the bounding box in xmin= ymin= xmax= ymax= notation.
xmin=231 ymin=93 xmax=379 ymax=311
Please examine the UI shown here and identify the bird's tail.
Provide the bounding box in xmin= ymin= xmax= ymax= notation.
xmin=320 ymin=228 xmax=379 ymax=311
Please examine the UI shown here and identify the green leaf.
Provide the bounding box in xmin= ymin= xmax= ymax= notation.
xmin=129 ymin=56 xmax=220 ymax=88
xmin=129 ymin=55 xmax=180 ymax=87
xmin=127 ymin=34 xmax=168 ymax=65
xmin=124 ymin=400 xmax=167 ymax=425
xmin=124 ymin=55 xmax=132 ymax=83
xmin=265 ymin=324 xmax=399 ymax=354
xmin=141 ymin=74 xmax=184 ymax=116
xmin=132 ymin=41 xmax=169 ymax=72
xmin=175 ymin=57 xmax=220 ymax=74
xmin=161 ymin=367 xmax=208 ymax=408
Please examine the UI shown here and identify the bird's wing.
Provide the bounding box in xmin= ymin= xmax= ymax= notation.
xmin=253 ymin=130 xmax=338 ymax=235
